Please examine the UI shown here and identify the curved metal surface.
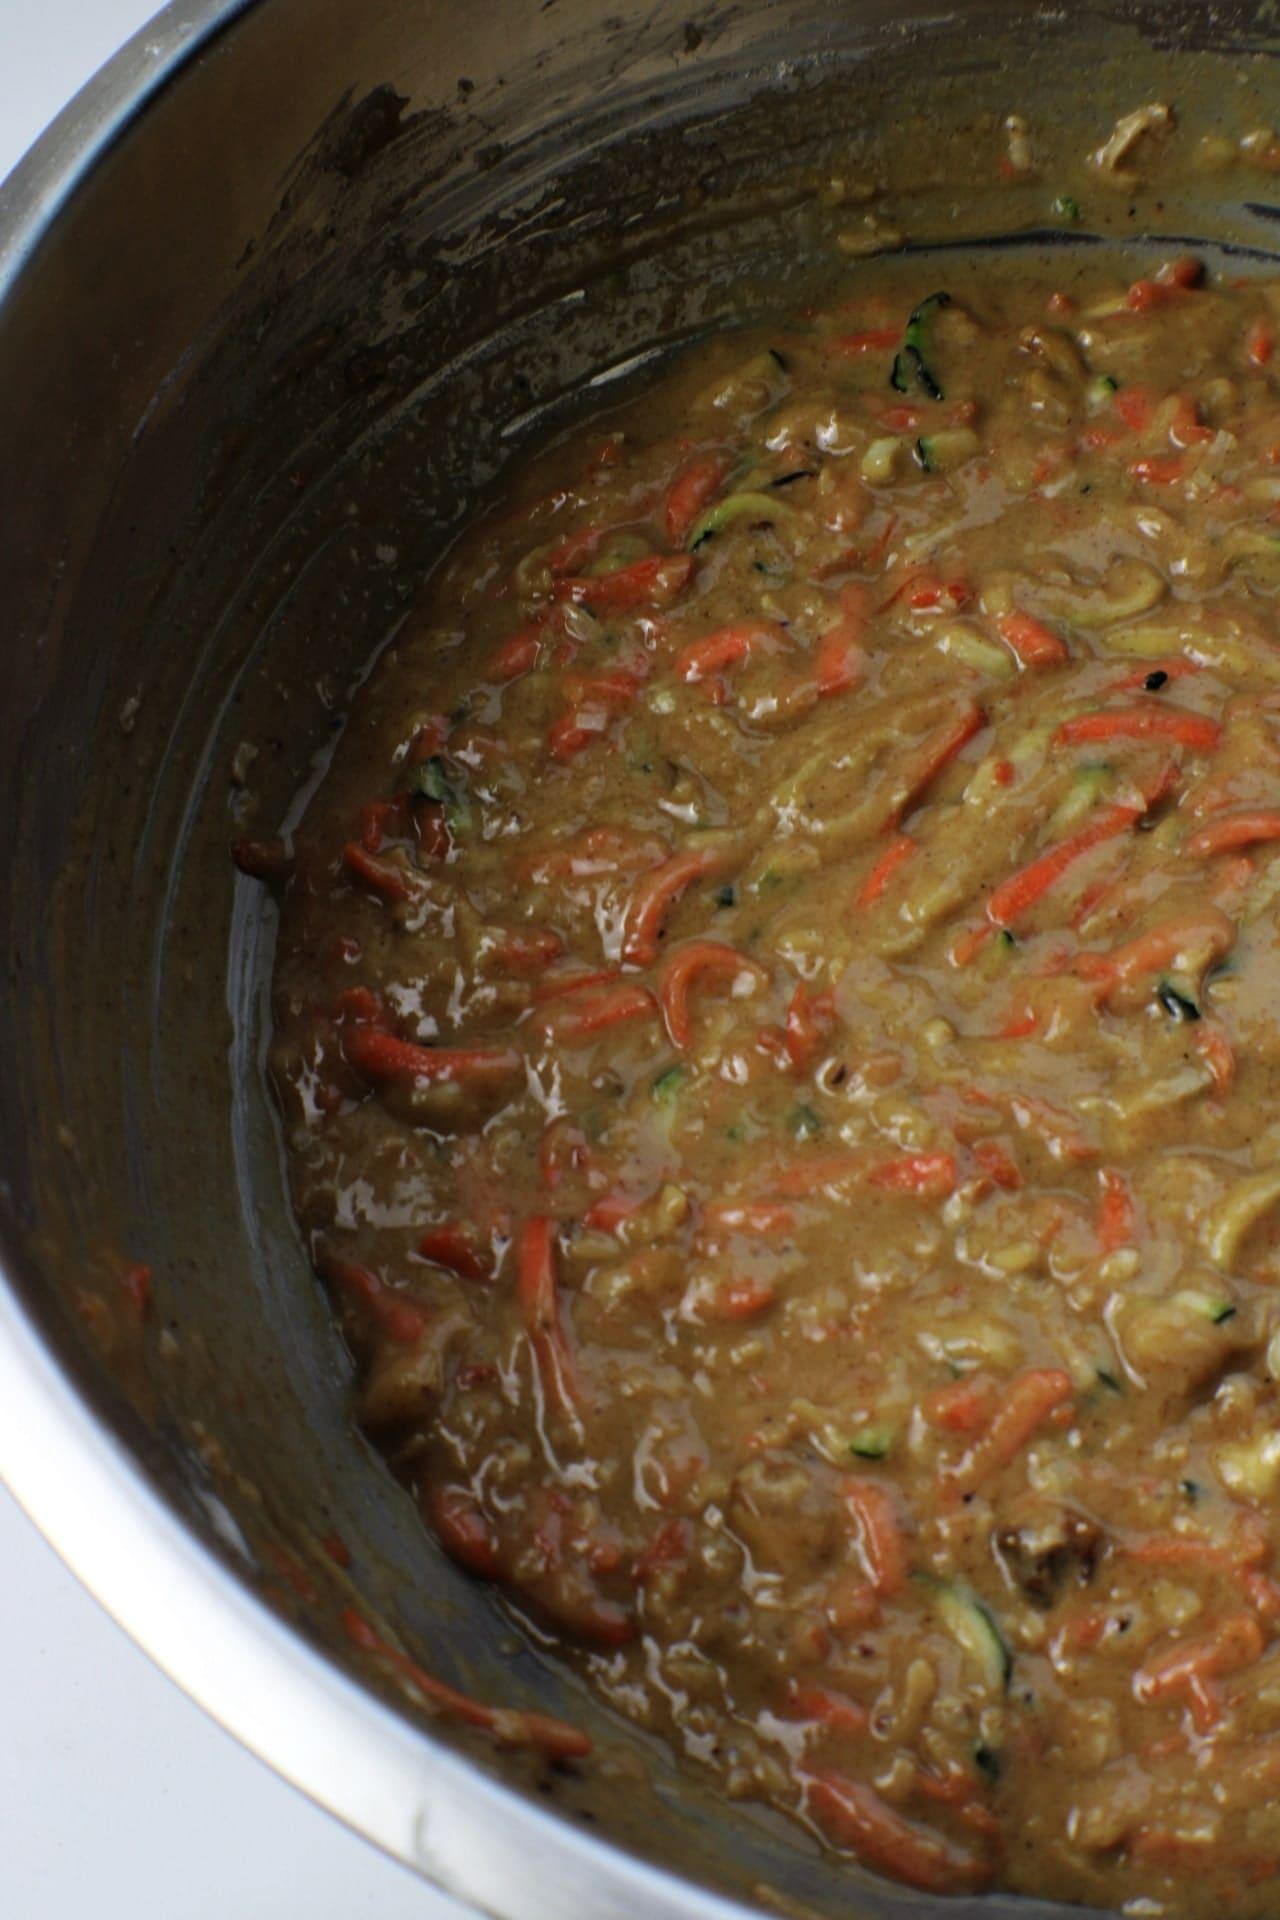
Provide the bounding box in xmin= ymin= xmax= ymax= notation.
xmin=2 ymin=4 xmax=1279 ymax=1918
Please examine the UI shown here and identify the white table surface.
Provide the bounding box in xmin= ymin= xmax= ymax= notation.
xmin=0 ymin=4 xmax=463 ymax=1913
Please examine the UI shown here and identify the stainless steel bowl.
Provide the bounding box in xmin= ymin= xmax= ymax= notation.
xmin=3 ymin=4 xmax=1279 ymax=1915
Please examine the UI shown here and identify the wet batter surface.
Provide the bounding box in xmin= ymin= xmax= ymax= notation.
xmin=244 ymin=245 xmax=1280 ymax=1912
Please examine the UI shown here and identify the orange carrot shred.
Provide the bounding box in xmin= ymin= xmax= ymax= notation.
xmin=987 ymin=801 xmax=1142 ymax=931
xmin=1055 ymin=705 xmax=1221 ymax=755
xmin=316 ymin=1253 xmax=428 ymax=1347
xmin=858 ymin=833 xmax=916 ymax=907
xmin=1187 ymin=809 xmax=1280 ymax=859
xmin=846 ymin=1479 xmax=908 ymax=1597
xmin=344 ymin=1026 xmax=521 ymax=1087
xmin=341 ymin=1607 xmax=591 ymax=1758
xmin=622 ymin=845 xmax=731 ymax=965
xmin=658 ymin=940 xmax=761 ymax=1047
xmin=997 ymin=610 xmax=1069 ymax=669
xmin=343 ymin=842 xmax=412 ymax=901
xmin=943 ymin=1368 xmax=1073 ymax=1496
xmin=1134 ymin=1614 xmax=1263 ymax=1733
xmin=517 ymin=1215 xmax=580 ymax=1418
xmin=553 ymin=552 xmax=696 ymax=612
xmin=804 ymin=1770 xmax=992 ymax=1893
xmin=664 ymin=453 xmax=732 ymax=546
xmin=1096 ymin=1169 xmax=1136 ymax=1252
xmin=787 ymin=1684 xmax=870 ymax=1735
xmin=675 ymin=619 xmax=788 ymax=686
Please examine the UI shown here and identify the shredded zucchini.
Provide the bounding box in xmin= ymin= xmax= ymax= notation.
xmin=891 ymin=291 xmax=952 ymax=400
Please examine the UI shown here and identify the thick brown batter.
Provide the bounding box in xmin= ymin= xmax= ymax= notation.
xmin=246 ymin=245 xmax=1280 ymax=1912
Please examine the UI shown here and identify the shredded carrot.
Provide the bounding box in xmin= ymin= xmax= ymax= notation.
xmin=998 ymin=1002 xmax=1039 ymax=1040
xmin=1187 ymin=809 xmax=1280 ymax=859
xmin=426 ymin=1483 xmax=503 ymax=1577
xmin=316 ymin=1253 xmax=428 ymax=1346
xmin=406 ymin=715 xmax=449 ymax=763
xmin=664 ymin=453 xmax=732 ymax=545
xmin=1247 ymin=317 xmax=1276 ymax=367
xmin=880 ymin=569 xmax=971 ymax=614
xmin=950 ymin=921 xmax=994 ymax=968
xmin=769 ymin=1150 xmax=954 ymax=1200
xmin=549 ymin=669 xmax=646 ymax=760
xmin=564 ymin=667 xmax=648 ymax=708
xmin=814 ymin=585 xmax=869 ymax=696
xmin=344 ymin=1026 xmax=522 ymax=1087
xmin=480 ymin=927 xmax=563 ymax=975
xmin=418 ymin=1223 xmax=491 ymax=1281
xmin=878 ymin=404 xmax=926 ymax=432
xmin=804 ymin=1770 xmax=991 ymax=1894
xmin=1055 ymin=705 xmax=1221 ymax=755
xmin=675 ymin=619 xmax=788 ymax=685
xmin=1076 ymin=905 xmax=1236 ymax=1008
xmin=333 ymin=985 xmax=391 ymax=1028
xmin=342 ymin=1607 xmax=591 ymax=1759
xmin=631 ymin=1518 xmax=692 ymax=1584
xmin=342 ymin=842 xmax=412 ymax=901
xmin=1127 ymin=1534 xmax=1266 ymax=1577
xmin=858 ymin=832 xmax=916 ymax=907
xmin=517 ymin=1215 xmax=580 ymax=1417
xmin=997 ymin=610 xmax=1069 ymax=668
xmin=1169 ymin=395 xmax=1214 ymax=447
xmin=582 ymin=1191 xmax=642 ymax=1233
xmin=1114 ymin=385 xmax=1158 ymax=433
xmin=890 ymin=701 xmax=986 ymax=826
xmin=552 ymin=552 xmax=696 ymax=611
xmin=1128 ymin=1522 xmax=1277 ymax=1634
xmin=846 ymin=1479 xmax=908 ymax=1597
xmin=924 ymin=1376 xmax=996 ymax=1435
xmin=412 ymin=806 xmax=451 ymax=862
xmin=359 ymin=796 xmax=412 ymax=851
xmin=943 ymin=1367 xmax=1073 ymax=1496
xmin=622 ymin=845 xmax=731 ymax=965
xmin=1096 ymin=1169 xmax=1136 ymax=1252
xmin=547 ymin=522 xmax=610 ymax=574
xmin=1195 ymin=1021 xmax=1236 ymax=1098
xmin=971 ymin=1138 xmax=1022 ymax=1190
xmin=913 ymin=1765 xmax=1001 ymax=1841
xmin=549 ymin=713 xmax=604 ymax=761
xmin=783 ymin=980 xmax=837 ymax=1072
xmin=1134 ymin=1613 xmax=1263 ymax=1733
xmin=697 ymin=1277 xmax=777 ymax=1321
xmin=787 ymin=1684 xmax=870 ymax=1734
xmin=658 ymin=940 xmax=761 ymax=1047
xmin=488 ymin=628 xmax=543 ymax=682
xmin=866 ymin=1152 xmax=958 ymax=1199
xmin=543 ymin=980 xmax=658 ymax=1039
xmin=1131 ymin=455 xmax=1186 ymax=485
xmin=1129 ymin=278 xmax=1188 ymax=314
xmin=529 ymin=967 xmax=618 ymax=1008
xmin=987 ymin=800 xmax=1142 ymax=931
xmin=518 ymin=825 xmax=666 ymax=884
